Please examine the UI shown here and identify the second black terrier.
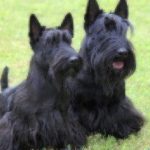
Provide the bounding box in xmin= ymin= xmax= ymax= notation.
xmin=0 ymin=13 xmax=86 ymax=150
xmin=70 ymin=0 xmax=144 ymax=139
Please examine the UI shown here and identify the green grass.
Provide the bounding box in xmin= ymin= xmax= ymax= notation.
xmin=0 ymin=0 xmax=150 ymax=149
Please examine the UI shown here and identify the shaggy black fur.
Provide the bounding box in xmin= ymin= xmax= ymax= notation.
xmin=0 ymin=13 xmax=86 ymax=150
xmin=70 ymin=0 xmax=144 ymax=139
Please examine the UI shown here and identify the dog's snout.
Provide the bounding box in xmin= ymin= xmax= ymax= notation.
xmin=66 ymin=55 xmax=83 ymax=76
xmin=117 ymin=48 xmax=128 ymax=57
xmin=69 ymin=56 xmax=82 ymax=67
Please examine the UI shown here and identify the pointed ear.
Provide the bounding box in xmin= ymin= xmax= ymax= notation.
xmin=60 ymin=13 xmax=74 ymax=36
xmin=29 ymin=14 xmax=42 ymax=42
xmin=84 ymin=0 xmax=102 ymax=30
xmin=114 ymin=0 xmax=128 ymax=19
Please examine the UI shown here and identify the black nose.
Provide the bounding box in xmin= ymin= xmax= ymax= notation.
xmin=69 ymin=56 xmax=82 ymax=67
xmin=67 ymin=56 xmax=83 ymax=75
xmin=117 ymin=48 xmax=128 ymax=57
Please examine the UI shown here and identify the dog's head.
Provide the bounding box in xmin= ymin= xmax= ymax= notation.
xmin=82 ymin=0 xmax=136 ymax=81
xmin=29 ymin=13 xmax=82 ymax=85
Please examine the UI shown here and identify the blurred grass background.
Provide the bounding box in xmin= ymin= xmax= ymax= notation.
xmin=0 ymin=0 xmax=150 ymax=149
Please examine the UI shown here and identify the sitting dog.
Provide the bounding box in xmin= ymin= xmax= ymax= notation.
xmin=70 ymin=0 xmax=144 ymax=139
xmin=0 ymin=13 xmax=86 ymax=150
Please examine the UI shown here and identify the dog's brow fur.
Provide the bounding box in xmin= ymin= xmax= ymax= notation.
xmin=43 ymin=29 xmax=72 ymax=45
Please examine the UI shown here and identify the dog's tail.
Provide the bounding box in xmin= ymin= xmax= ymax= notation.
xmin=1 ymin=66 xmax=9 ymax=91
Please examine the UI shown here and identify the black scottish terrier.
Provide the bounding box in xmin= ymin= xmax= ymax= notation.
xmin=70 ymin=0 xmax=144 ymax=139
xmin=0 ymin=13 xmax=86 ymax=150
